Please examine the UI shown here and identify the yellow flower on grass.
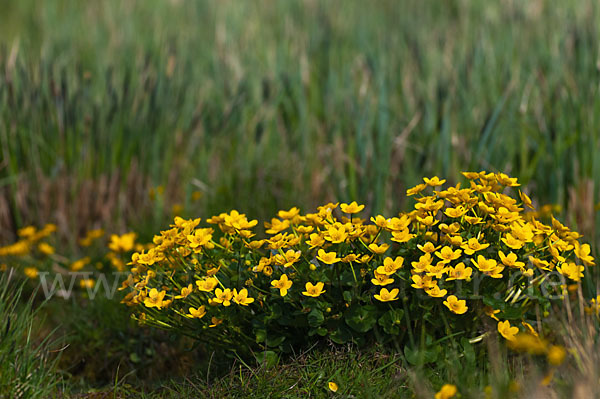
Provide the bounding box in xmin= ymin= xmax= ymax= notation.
xmin=435 ymin=384 xmax=457 ymax=399
xmin=368 ymin=243 xmax=389 ymax=255
xmin=307 ymin=233 xmax=325 ymax=248
xmin=498 ymin=320 xmax=519 ymax=341
xmin=317 ymin=249 xmax=341 ymax=264
xmin=417 ymin=242 xmax=440 ymax=253
xmin=213 ymin=288 xmax=234 ymax=306
xmin=196 ymin=277 xmax=219 ymax=292
xmin=271 ymin=274 xmax=293 ymax=296
xmin=411 ymin=253 xmax=432 ymax=273
xmin=79 ymin=278 xmax=95 ymax=289
xmin=188 ymin=306 xmax=206 ymax=319
xmin=303 ymin=282 xmax=326 ymax=297
xmin=209 ymin=317 xmax=223 ymax=327
xmin=443 ymin=295 xmax=468 ymax=314
xmin=340 ymin=201 xmax=365 ymax=214
xmin=38 ymin=242 xmax=55 ymax=255
xmin=233 ymin=288 xmax=255 ymax=306
xmin=328 ymin=381 xmax=339 ymax=392
xmin=24 ymin=267 xmax=38 ymax=279
xmin=374 ymin=287 xmax=399 ymax=302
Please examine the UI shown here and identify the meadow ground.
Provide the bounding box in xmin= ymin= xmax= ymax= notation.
xmin=0 ymin=1 xmax=599 ymax=397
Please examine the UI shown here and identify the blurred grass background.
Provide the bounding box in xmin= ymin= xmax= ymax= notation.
xmin=0 ymin=0 xmax=598 ymax=248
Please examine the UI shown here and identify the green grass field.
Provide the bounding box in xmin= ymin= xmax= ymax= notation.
xmin=0 ymin=0 xmax=599 ymax=397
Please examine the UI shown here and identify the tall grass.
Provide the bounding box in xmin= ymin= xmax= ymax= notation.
xmin=0 ymin=0 xmax=598 ymax=248
xmin=0 ymin=272 xmax=61 ymax=398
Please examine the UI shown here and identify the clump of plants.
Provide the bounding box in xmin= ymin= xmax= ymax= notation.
xmin=122 ymin=172 xmax=595 ymax=356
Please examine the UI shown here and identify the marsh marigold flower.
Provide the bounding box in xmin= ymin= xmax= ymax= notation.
xmin=374 ymin=287 xmax=399 ymax=302
xmin=271 ymin=274 xmax=293 ymax=296
xmin=498 ymin=320 xmax=519 ymax=341
xmin=302 ymin=282 xmax=326 ymax=297
xmin=317 ymin=249 xmax=340 ymax=265
xmin=435 ymin=384 xmax=457 ymax=399
xmin=443 ymin=295 xmax=468 ymax=314
xmin=340 ymin=201 xmax=364 ymax=214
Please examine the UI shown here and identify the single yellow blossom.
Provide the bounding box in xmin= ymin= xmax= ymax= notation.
xmin=303 ymin=282 xmax=326 ymax=297
xmin=374 ymin=287 xmax=399 ymax=302
xmin=443 ymin=295 xmax=468 ymax=314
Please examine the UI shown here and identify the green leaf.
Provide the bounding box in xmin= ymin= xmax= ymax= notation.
xmin=330 ymin=324 xmax=353 ymax=344
xmin=344 ymin=304 xmax=377 ymax=333
xmin=308 ymin=308 xmax=325 ymax=327
xmin=378 ymin=309 xmax=404 ymax=335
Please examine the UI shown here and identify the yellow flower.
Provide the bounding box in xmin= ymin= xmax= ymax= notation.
xmin=443 ymin=295 xmax=468 ymax=314
xmin=444 ymin=206 xmax=467 ymax=218
xmin=484 ymin=306 xmax=500 ymax=321
xmin=435 ymin=246 xmax=462 ymax=263
xmin=574 ymin=243 xmax=595 ymax=266
xmin=375 ymin=256 xmax=404 ymax=275
xmin=232 ymin=288 xmax=255 ymax=306
xmin=303 ymin=282 xmax=326 ymax=297
xmin=70 ymin=257 xmax=91 ymax=272
xmin=271 ymin=274 xmax=293 ymax=296
xmin=38 ymin=242 xmax=55 ymax=255
xmin=498 ymin=251 xmax=525 ymax=269
xmin=24 ymin=267 xmax=38 ymax=279
xmin=423 ymin=176 xmax=446 ymax=187
xmin=416 ymin=215 xmax=438 ymax=227
xmin=498 ymin=320 xmax=519 ymax=341
xmin=108 ymin=232 xmax=137 ymax=252
xmin=144 ymin=288 xmax=170 ymax=309
xmin=425 ymin=285 xmax=447 ymax=298
xmin=461 ymin=237 xmax=490 ymax=255
xmin=435 ymin=384 xmax=457 ymax=399
xmin=417 ymin=242 xmax=440 ymax=253
xmin=557 ymin=262 xmax=584 ymax=282
xmin=175 ymin=284 xmax=194 ymax=299
xmin=446 ymin=262 xmax=472 ymax=281
xmin=325 ymin=225 xmax=348 ymax=244
xmin=411 ymin=253 xmax=432 ymax=273
xmin=406 ymin=183 xmax=427 ymax=196
xmin=188 ymin=306 xmax=207 ymax=319
xmin=340 ymin=201 xmax=365 ymax=214
xmin=196 ymin=277 xmax=219 ymax=292
xmin=307 ymin=233 xmax=325 ymax=248
xmin=368 ymin=243 xmax=389 ymax=255
xmin=546 ymin=345 xmax=566 ymax=365
xmin=411 ymin=274 xmax=434 ymax=290
xmin=374 ymin=287 xmax=399 ymax=302
xmin=213 ymin=288 xmax=234 ymax=306
xmin=209 ymin=317 xmax=223 ymax=327
xmin=317 ymin=249 xmax=341 ymax=265
xmin=328 ymin=381 xmax=339 ymax=392
xmin=278 ymin=207 xmax=300 ymax=220
xmin=390 ymin=228 xmax=415 ymax=243
xmin=79 ymin=278 xmax=95 ymax=289
xmin=371 ymin=272 xmax=394 ymax=286
xmin=501 ymin=233 xmax=524 ymax=250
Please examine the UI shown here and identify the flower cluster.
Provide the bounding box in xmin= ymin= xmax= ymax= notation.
xmin=121 ymin=172 xmax=595 ymax=354
xmin=0 ymin=225 xmax=141 ymax=292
